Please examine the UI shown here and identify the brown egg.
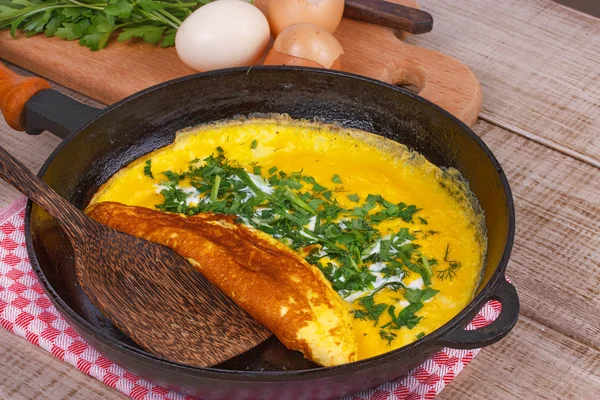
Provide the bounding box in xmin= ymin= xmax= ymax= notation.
xmin=263 ymin=23 xmax=344 ymax=69
xmin=267 ymin=0 xmax=345 ymax=37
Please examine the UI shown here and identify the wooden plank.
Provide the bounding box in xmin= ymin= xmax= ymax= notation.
xmin=438 ymin=315 xmax=600 ymax=400
xmin=414 ymin=0 xmax=600 ymax=165
xmin=0 ymin=329 xmax=125 ymax=400
xmin=472 ymin=119 xmax=600 ymax=349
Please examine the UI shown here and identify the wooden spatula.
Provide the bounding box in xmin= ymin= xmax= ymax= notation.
xmin=0 ymin=144 xmax=271 ymax=367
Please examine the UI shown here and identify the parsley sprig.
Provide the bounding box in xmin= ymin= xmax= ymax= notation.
xmin=0 ymin=0 xmax=216 ymax=50
xmin=143 ymin=159 xmax=153 ymax=179
xmin=354 ymin=285 xmax=439 ymax=346
xmin=436 ymin=244 xmax=463 ymax=281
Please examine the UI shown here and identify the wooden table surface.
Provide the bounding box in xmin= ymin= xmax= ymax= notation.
xmin=1 ymin=0 xmax=599 ymax=399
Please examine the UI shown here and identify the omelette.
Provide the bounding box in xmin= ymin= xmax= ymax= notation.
xmin=88 ymin=115 xmax=486 ymax=365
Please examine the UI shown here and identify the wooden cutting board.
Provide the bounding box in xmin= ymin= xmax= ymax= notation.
xmin=0 ymin=0 xmax=481 ymax=126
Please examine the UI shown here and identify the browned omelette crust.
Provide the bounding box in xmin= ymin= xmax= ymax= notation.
xmin=86 ymin=202 xmax=357 ymax=366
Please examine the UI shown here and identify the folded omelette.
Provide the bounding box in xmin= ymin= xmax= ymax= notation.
xmin=86 ymin=201 xmax=357 ymax=367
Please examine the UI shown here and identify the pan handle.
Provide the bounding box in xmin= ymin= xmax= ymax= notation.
xmin=0 ymin=63 xmax=101 ymax=139
xmin=434 ymin=278 xmax=520 ymax=349
xmin=0 ymin=63 xmax=51 ymax=131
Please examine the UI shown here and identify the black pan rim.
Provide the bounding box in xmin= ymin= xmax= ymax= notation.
xmin=24 ymin=66 xmax=516 ymax=380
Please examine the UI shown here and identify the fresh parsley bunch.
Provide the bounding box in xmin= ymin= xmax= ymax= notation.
xmin=0 ymin=0 xmax=214 ymax=50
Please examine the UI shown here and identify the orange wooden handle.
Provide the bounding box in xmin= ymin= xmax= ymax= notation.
xmin=0 ymin=63 xmax=52 ymax=131
xmin=377 ymin=45 xmax=482 ymax=126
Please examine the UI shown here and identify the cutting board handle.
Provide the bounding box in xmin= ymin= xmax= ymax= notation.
xmin=0 ymin=63 xmax=52 ymax=131
xmin=377 ymin=44 xmax=482 ymax=126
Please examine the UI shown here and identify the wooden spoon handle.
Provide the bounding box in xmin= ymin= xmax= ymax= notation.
xmin=344 ymin=0 xmax=433 ymax=34
xmin=0 ymin=145 xmax=89 ymax=231
xmin=0 ymin=63 xmax=52 ymax=131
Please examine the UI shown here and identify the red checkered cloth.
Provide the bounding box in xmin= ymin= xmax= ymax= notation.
xmin=0 ymin=197 xmax=501 ymax=400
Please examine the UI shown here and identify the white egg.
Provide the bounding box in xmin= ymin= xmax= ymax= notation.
xmin=175 ymin=0 xmax=270 ymax=72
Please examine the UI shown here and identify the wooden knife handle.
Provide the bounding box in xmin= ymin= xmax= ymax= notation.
xmin=0 ymin=62 xmax=52 ymax=131
xmin=344 ymin=0 xmax=433 ymax=34
xmin=378 ymin=44 xmax=482 ymax=126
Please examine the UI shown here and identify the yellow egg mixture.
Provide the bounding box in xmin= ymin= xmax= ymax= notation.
xmin=91 ymin=117 xmax=486 ymax=361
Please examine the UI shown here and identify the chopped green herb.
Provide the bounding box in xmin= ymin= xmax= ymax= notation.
xmin=379 ymin=240 xmax=392 ymax=261
xmin=384 ymin=302 xmax=423 ymax=330
xmin=250 ymin=139 xmax=258 ymax=149
xmin=371 ymin=200 xmax=421 ymax=223
xmin=395 ymin=228 xmax=415 ymax=244
xmin=419 ymin=217 xmax=428 ymax=225
xmin=416 ymin=332 xmax=425 ymax=339
xmin=353 ymin=295 xmax=388 ymax=325
xmin=312 ymin=182 xmax=327 ymax=192
xmin=437 ymin=263 xmax=462 ymax=281
xmin=155 ymin=183 xmax=188 ymax=214
xmin=379 ymin=329 xmax=397 ymax=346
xmin=143 ymin=159 xmax=154 ymax=180
xmin=210 ymin=175 xmax=221 ymax=202
xmin=282 ymin=187 xmax=316 ymax=215
xmin=161 ymin=170 xmax=182 ymax=184
xmin=347 ymin=194 xmax=360 ymax=203
xmin=331 ymin=174 xmax=342 ymax=184
xmin=404 ymin=287 xmax=439 ymax=304
xmin=420 ymin=254 xmax=433 ymax=284
xmin=437 ymin=244 xmax=463 ymax=281
xmin=413 ymin=229 xmax=439 ymax=238
xmin=279 ymin=179 xmax=303 ymax=190
xmin=268 ymin=166 xmax=278 ymax=175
